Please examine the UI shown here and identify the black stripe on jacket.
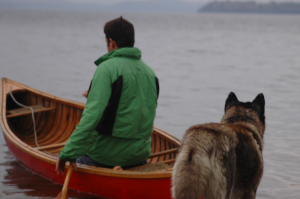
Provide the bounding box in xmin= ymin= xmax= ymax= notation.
xmin=95 ymin=76 xmax=123 ymax=136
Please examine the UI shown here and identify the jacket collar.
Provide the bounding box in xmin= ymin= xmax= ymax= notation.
xmin=94 ymin=47 xmax=141 ymax=66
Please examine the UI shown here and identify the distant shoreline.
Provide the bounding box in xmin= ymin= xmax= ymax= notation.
xmin=199 ymin=1 xmax=300 ymax=14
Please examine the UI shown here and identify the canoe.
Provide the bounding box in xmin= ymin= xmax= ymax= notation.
xmin=0 ymin=78 xmax=181 ymax=199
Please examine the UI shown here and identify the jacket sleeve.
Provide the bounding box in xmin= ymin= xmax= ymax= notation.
xmin=59 ymin=65 xmax=112 ymax=162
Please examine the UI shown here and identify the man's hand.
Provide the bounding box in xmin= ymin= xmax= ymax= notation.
xmin=56 ymin=157 xmax=66 ymax=176
xmin=55 ymin=157 xmax=77 ymax=176
xmin=82 ymin=89 xmax=89 ymax=98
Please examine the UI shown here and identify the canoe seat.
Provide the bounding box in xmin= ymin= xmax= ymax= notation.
xmin=7 ymin=105 xmax=56 ymax=118
xmin=127 ymin=162 xmax=172 ymax=172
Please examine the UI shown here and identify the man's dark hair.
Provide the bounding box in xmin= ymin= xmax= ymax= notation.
xmin=104 ymin=16 xmax=135 ymax=48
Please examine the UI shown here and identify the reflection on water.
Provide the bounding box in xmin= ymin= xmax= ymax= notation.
xmin=0 ymin=156 xmax=103 ymax=198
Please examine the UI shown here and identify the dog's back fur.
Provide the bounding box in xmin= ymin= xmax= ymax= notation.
xmin=172 ymin=92 xmax=265 ymax=199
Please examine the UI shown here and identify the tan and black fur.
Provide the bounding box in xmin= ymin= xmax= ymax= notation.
xmin=172 ymin=92 xmax=265 ymax=199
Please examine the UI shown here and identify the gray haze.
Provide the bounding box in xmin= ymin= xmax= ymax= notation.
xmin=0 ymin=0 xmax=203 ymax=13
xmin=2 ymin=0 xmax=300 ymax=13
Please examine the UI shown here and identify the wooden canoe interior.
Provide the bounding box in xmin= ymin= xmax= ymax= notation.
xmin=6 ymin=90 xmax=178 ymax=167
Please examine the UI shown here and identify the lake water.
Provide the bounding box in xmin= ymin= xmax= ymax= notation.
xmin=0 ymin=8 xmax=300 ymax=198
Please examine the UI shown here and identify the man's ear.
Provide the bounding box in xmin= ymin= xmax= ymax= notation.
xmin=110 ymin=39 xmax=118 ymax=50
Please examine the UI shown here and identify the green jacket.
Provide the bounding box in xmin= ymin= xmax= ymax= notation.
xmin=59 ymin=47 xmax=159 ymax=166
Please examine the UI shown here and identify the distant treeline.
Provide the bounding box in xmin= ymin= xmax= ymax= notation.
xmin=199 ymin=1 xmax=300 ymax=14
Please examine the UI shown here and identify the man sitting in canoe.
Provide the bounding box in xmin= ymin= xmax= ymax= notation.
xmin=56 ymin=16 xmax=159 ymax=174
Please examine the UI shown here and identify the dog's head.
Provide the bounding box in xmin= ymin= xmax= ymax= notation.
xmin=222 ymin=92 xmax=265 ymax=128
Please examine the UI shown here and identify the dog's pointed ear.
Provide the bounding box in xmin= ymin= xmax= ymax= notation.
xmin=252 ymin=93 xmax=265 ymax=113
xmin=253 ymin=93 xmax=264 ymax=106
xmin=252 ymin=93 xmax=265 ymax=124
xmin=225 ymin=92 xmax=238 ymax=112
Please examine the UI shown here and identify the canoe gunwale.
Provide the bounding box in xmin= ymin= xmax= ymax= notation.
xmin=2 ymin=78 xmax=86 ymax=109
xmin=0 ymin=78 xmax=180 ymax=179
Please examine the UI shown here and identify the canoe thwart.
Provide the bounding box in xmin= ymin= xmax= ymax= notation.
xmin=35 ymin=142 xmax=66 ymax=151
xmin=6 ymin=105 xmax=56 ymax=118
xmin=149 ymin=148 xmax=178 ymax=158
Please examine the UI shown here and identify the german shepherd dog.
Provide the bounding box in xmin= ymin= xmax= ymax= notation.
xmin=172 ymin=92 xmax=265 ymax=199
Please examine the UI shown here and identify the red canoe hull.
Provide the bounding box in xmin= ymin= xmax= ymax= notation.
xmin=1 ymin=78 xmax=180 ymax=199
xmin=4 ymin=134 xmax=173 ymax=199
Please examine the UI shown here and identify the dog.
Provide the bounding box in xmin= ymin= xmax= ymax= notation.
xmin=172 ymin=92 xmax=265 ymax=199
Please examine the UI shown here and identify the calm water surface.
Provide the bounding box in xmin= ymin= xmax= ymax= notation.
xmin=0 ymin=9 xmax=300 ymax=198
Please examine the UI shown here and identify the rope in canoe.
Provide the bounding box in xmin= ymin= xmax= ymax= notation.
xmin=9 ymin=86 xmax=40 ymax=147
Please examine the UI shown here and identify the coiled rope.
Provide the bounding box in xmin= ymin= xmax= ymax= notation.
xmin=9 ymin=86 xmax=40 ymax=147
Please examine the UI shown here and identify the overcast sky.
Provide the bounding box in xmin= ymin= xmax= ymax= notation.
xmin=3 ymin=0 xmax=300 ymax=8
xmin=65 ymin=0 xmax=300 ymax=3
xmin=9 ymin=0 xmax=300 ymax=6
